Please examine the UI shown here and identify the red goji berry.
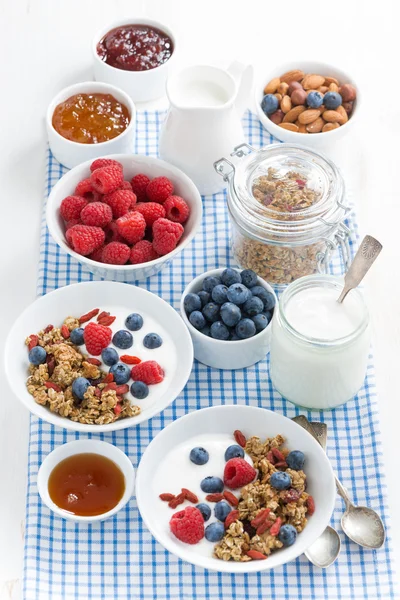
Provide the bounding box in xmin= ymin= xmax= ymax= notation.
xmin=60 ymin=324 xmax=70 ymax=339
xmin=271 ymin=448 xmax=286 ymax=462
xmin=246 ymin=550 xmax=267 ymax=560
xmin=306 ymin=495 xmax=315 ymax=516
xmin=205 ymin=493 xmax=224 ymax=502
xmin=234 ymin=429 xmax=246 ymax=448
xmin=266 ymin=450 xmax=276 ymax=464
xmin=168 ymin=493 xmax=185 ymax=508
xmin=113 ymin=404 xmax=122 ymax=415
xmin=103 ymin=382 xmax=117 ymax=392
xmin=79 ymin=308 xmax=99 ymax=324
xmin=103 ymin=373 xmax=114 ymax=383
xmin=43 ymin=324 xmax=54 ymax=333
xmin=97 ymin=315 xmax=116 ymax=326
xmin=94 ymin=387 xmax=102 ymax=398
xmin=44 ymin=381 xmax=62 ymax=392
xmin=115 ymin=384 xmax=129 ymax=395
xmin=159 ymin=493 xmax=175 ymax=502
xmin=256 ymin=520 xmax=273 ymax=535
xmin=223 ymin=491 xmax=239 ymax=507
xmin=46 ymin=355 xmax=55 ymax=376
xmin=27 ymin=334 xmax=39 ymax=351
xmin=181 ymin=488 xmax=199 ymax=503
xmin=250 ymin=508 xmax=271 ymax=528
xmin=97 ymin=311 xmax=110 ymax=320
xmin=224 ymin=510 xmax=240 ymax=529
xmin=86 ymin=357 xmax=102 ymax=366
xmin=269 ymin=517 xmax=282 ymax=536
xmin=274 ymin=461 xmax=288 ymax=469
xmin=120 ymin=355 xmax=142 ymax=365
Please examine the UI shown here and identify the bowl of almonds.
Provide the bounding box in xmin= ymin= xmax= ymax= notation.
xmin=255 ymin=62 xmax=358 ymax=148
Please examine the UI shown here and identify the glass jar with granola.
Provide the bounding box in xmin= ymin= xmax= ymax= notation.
xmin=214 ymin=143 xmax=350 ymax=287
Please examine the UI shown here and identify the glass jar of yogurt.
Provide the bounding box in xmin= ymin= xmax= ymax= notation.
xmin=269 ymin=274 xmax=370 ymax=409
xmin=214 ymin=143 xmax=351 ymax=288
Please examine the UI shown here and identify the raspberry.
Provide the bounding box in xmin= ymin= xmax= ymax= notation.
xmin=67 ymin=225 xmax=105 ymax=256
xmin=90 ymin=158 xmax=123 ymax=173
xmin=163 ymin=196 xmax=190 ymax=224
xmin=146 ymin=176 xmax=174 ymax=204
xmin=101 ymin=242 xmax=130 ymax=265
xmin=131 ymin=360 xmax=164 ymax=385
xmin=131 ymin=173 xmax=150 ymax=201
xmin=83 ymin=322 xmax=112 ymax=356
xmin=104 ymin=189 xmax=136 ymax=218
xmin=88 ymin=244 xmax=105 ymax=262
xmin=91 ymin=166 xmax=124 ymax=194
xmin=223 ymin=458 xmax=257 ymax=489
xmin=169 ymin=507 xmax=204 ymax=545
xmin=104 ymin=221 xmax=124 ymax=243
xmin=116 ymin=211 xmax=146 ymax=244
xmin=60 ymin=195 xmax=88 ymax=221
xmin=152 ymin=218 xmax=184 ymax=256
xmin=65 ymin=218 xmax=81 ymax=231
xmin=80 ymin=202 xmax=112 ymax=227
xmin=134 ymin=202 xmax=166 ymax=226
xmin=130 ymin=240 xmax=159 ymax=264
xmin=120 ymin=181 xmax=133 ymax=191
xmin=75 ymin=178 xmax=101 ymax=202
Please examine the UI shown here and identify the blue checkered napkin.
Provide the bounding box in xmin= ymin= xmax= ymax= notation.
xmin=24 ymin=111 xmax=398 ymax=600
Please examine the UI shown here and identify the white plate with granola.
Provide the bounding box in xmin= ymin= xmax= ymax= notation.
xmin=5 ymin=281 xmax=193 ymax=432
xmin=136 ymin=405 xmax=336 ymax=572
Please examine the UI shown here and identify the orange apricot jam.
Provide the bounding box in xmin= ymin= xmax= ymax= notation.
xmin=52 ymin=93 xmax=130 ymax=144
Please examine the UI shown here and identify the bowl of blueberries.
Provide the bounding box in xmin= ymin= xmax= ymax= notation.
xmin=180 ymin=267 xmax=276 ymax=369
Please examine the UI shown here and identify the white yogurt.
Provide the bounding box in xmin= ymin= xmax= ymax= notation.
xmin=270 ymin=276 xmax=370 ymax=410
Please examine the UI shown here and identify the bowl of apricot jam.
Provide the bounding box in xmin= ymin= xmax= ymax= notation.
xmin=46 ymin=81 xmax=136 ymax=169
xmin=37 ymin=439 xmax=135 ymax=522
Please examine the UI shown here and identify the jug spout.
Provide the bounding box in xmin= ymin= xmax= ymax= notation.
xmin=228 ymin=61 xmax=254 ymax=116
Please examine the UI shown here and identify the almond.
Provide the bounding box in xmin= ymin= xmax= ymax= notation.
xmin=302 ymin=74 xmax=325 ymax=90
xmin=319 ymin=86 xmax=328 ymax=94
xmin=322 ymin=122 xmax=340 ymax=132
xmin=306 ymin=117 xmax=324 ymax=133
xmin=298 ymin=109 xmax=321 ymax=125
xmin=280 ymin=95 xmax=292 ymax=114
xmin=277 ymin=82 xmax=289 ymax=95
xmin=336 ymin=105 xmax=348 ymax=124
xmin=283 ymin=105 xmax=306 ymax=123
xmin=274 ymin=93 xmax=282 ymax=102
xmin=279 ymin=122 xmax=299 ymax=132
xmin=324 ymin=76 xmax=339 ymax=87
xmin=264 ymin=77 xmax=280 ymax=94
xmin=280 ymin=69 xmax=305 ymax=84
xmin=297 ymin=122 xmax=309 ymax=133
xmin=322 ymin=110 xmax=342 ymax=123
xmin=329 ymin=82 xmax=339 ymax=93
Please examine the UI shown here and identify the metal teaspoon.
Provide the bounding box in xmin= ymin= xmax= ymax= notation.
xmin=337 ymin=235 xmax=382 ymax=303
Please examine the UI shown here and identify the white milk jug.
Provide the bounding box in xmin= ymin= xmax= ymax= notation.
xmin=159 ymin=62 xmax=253 ymax=196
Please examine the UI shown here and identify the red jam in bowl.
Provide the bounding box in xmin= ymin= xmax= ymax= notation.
xmin=97 ymin=24 xmax=173 ymax=72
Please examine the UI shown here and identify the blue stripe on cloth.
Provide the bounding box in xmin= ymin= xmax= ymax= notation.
xmin=23 ymin=110 xmax=398 ymax=600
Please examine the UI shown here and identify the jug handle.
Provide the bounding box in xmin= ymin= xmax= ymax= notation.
xmin=228 ymin=61 xmax=254 ymax=117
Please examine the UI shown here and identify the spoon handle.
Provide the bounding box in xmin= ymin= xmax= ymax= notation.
xmin=337 ymin=235 xmax=382 ymax=303
xmin=334 ymin=478 xmax=353 ymax=511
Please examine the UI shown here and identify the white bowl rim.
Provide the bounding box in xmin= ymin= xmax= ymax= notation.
xmin=135 ymin=404 xmax=336 ymax=572
xmin=46 ymin=153 xmax=203 ymax=272
xmin=46 ymin=81 xmax=136 ymax=149
xmin=37 ymin=439 xmax=135 ymax=522
xmin=92 ymin=17 xmax=177 ymax=75
xmin=180 ymin=267 xmax=277 ymax=346
xmin=255 ymin=59 xmax=359 ymax=138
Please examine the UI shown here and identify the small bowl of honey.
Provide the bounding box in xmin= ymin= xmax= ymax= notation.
xmin=46 ymin=81 xmax=136 ymax=169
xmin=37 ymin=439 xmax=135 ymax=522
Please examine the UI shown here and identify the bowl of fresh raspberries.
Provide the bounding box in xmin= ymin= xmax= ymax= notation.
xmin=46 ymin=155 xmax=203 ymax=281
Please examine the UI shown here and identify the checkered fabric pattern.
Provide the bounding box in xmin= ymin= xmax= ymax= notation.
xmin=24 ymin=111 xmax=398 ymax=600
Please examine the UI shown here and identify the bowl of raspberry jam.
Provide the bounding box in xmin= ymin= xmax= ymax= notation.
xmin=92 ymin=18 xmax=176 ymax=102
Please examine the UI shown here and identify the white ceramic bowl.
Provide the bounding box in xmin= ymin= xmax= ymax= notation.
xmin=136 ymin=404 xmax=336 ymax=572
xmin=5 ymin=281 xmax=194 ymax=433
xmin=37 ymin=439 xmax=135 ymax=522
xmin=255 ymin=61 xmax=359 ymax=150
xmin=92 ymin=18 xmax=176 ymax=102
xmin=46 ymin=81 xmax=136 ymax=169
xmin=180 ymin=268 xmax=277 ymax=369
xmin=46 ymin=154 xmax=202 ymax=282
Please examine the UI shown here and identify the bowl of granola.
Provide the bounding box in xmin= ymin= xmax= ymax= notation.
xmin=136 ymin=405 xmax=336 ymax=572
xmin=5 ymin=281 xmax=193 ymax=432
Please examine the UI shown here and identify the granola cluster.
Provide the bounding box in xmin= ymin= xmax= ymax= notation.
xmin=25 ymin=319 xmax=140 ymax=425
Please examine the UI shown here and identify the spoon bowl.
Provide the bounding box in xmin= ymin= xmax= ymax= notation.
xmin=305 ymin=526 xmax=341 ymax=568
xmin=341 ymin=505 xmax=386 ymax=549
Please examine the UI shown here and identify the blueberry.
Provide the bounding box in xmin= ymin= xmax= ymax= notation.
xmin=189 ymin=446 xmax=209 ymax=465
xmin=143 ymin=333 xmax=163 ymax=349
xmin=72 ymin=376 xmax=91 ymax=401
xmin=262 ymin=310 xmax=273 ymax=322
xmin=112 ymin=330 xmax=133 ymax=349
xmin=109 ymin=362 xmax=131 ymax=384
xmin=261 ymin=93 xmax=279 ymax=115
xmin=214 ymin=501 xmax=232 ymax=522
xmin=200 ymin=476 xmax=224 ymax=493
xmin=278 ymin=524 xmax=297 ymax=547
xmin=323 ymin=91 xmax=342 ymax=110
xmin=205 ymin=521 xmax=225 ymax=542
xmin=306 ymin=91 xmax=323 ymax=108
xmin=227 ymin=283 xmax=249 ymax=305
xmin=70 ymin=327 xmax=84 ymax=345
xmin=198 ymin=290 xmax=210 ymax=307
xmin=251 ymin=313 xmax=269 ymax=332
xmin=130 ymin=381 xmax=149 ymax=399
xmin=220 ymin=302 xmax=241 ymax=327
xmin=28 ymin=346 xmax=47 ymax=365
xmin=270 ymin=471 xmax=292 ymax=491
xmin=202 ymin=276 xmax=222 ymax=293
xmin=251 ymin=286 xmax=276 ymax=311
xmin=200 ymin=324 xmax=211 ymax=337
xmin=230 ymin=332 xmax=240 ymax=340
xmin=202 ymin=302 xmax=220 ymax=323
xmin=211 ymin=284 xmax=229 ymax=305
xmin=125 ymin=313 xmax=143 ymax=331
xmin=184 ymin=293 xmax=202 ymax=315
xmin=189 ymin=310 xmax=206 ymax=330
xmin=243 ymin=296 xmax=264 ymax=317
xmin=286 ymin=450 xmax=305 ymax=471
xmin=224 ymin=444 xmax=245 ymax=461
xmin=221 ymin=268 xmax=242 ymax=287
xmin=240 ymin=269 xmax=258 ymax=288
xmin=235 ymin=318 xmax=256 ymax=339
xmin=101 ymin=347 xmax=119 ymax=366
xmin=196 ymin=503 xmax=212 ymax=521
xmin=210 ymin=321 xmax=230 ymax=340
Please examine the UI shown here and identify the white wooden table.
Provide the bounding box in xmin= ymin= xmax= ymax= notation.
xmin=0 ymin=0 xmax=399 ymax=597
